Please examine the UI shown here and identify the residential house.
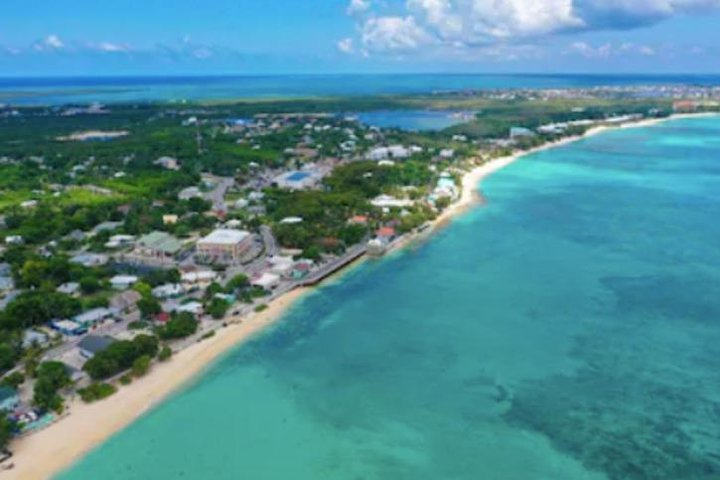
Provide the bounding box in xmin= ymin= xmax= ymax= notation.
xmin=78 ymin=335 xmax=115 ymax=359
xmin=152 ymin=283 xmax=184 ymax=299
xmin=110 ymin=290 xmax=142 ymax=313
xmin=51 ymin=320 xmax=87 ymax=336
xmin=73 ymin=307 xmax=115 ymax=328
xmin=0 ymin=387 xmax=20 ymax=412
xmin=110 ymin=275 xmax=139 ymax=290
xmin=251 ymin=272 xmax=280 ymax=290
xmin=154 ymin=156 xmax=181 ymax=170
xmin=57 ymin=282 xmax=81 ymax=296
xmin=70 ymin=253 xmax=109 ymax=268
xmin=134 ymin=231 xmax=184 ymax=264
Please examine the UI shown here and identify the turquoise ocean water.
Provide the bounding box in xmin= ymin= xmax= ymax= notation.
xmin=59 ymin=116 xmax=720 ymax=480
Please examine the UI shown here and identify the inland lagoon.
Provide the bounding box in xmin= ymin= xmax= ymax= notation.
xmin=58 ymin=116 xmax=720 ymax=480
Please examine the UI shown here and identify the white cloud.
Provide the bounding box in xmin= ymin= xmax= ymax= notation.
xmin=619 ymin=42 xmax=656 ymax=56
xmin=569 ymin=41 xmax=612 ymax=58
xmin=345 ymin=0 xmax=720 ymax=54
xmin=34 ymin=34 xmax=65 ymax=51
xmin=347 ymin=0 xmax=372 ymax=15
xmin=337 ymin=37 xmax=355 ymax=54
xmin=409 ymin=0 xmax=582 ymax=42
xmin=361 ymin=16 xmax=433 ymax=51
xmin=192 ymin=47 xmax=213 ymax=59
xmin=96 ymin=42 xmax=127 ymax=52
xmin=566 ymin=41 xmax=658 ymax=59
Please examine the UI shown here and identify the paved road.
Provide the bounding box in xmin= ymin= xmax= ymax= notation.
xmin=203 ymin=176 xmax=235 ymax=212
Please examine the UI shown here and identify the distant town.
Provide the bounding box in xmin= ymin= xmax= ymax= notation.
xmin=0 ymin=84 xmax=717 ymax=458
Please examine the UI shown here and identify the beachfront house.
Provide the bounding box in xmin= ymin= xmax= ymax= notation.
xmin=510 ymin=127 xmax=536 ymax=139
xmin=51 ymin=320 xmax=87 ymax=336
xmin=251 ymin=272 xmax=281 ymax=291
xmin=0 ymin=387 xmax=20 ymax=412
xmin=73 ymin=307 xmax=116 ymax=328
xmin=78 ymin=335 xmax=115 ymax=359
xmin=23 ymin=329 xmax=50 ymax=349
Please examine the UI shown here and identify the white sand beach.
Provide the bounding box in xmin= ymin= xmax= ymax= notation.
xmin=5 ymin=288 xmax=308 ymax=480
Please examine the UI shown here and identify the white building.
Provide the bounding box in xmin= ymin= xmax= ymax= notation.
xmin=178 ymin=186 xmax=203 ymax=201
xmin=5 ymin=235 xmax=23 ymax=245
xmin=154 ymin=156 xmax=180 ymax=170
xmin=439 ymin=149 xmax=455 ymax=159
xmin=251 ymin=272 xmax=281 ymax=290
xmin=181 ymin=270 xmax=218 ymax=289
xmin=70 ymin=253 xmax=109 ymax=268
xmin=110 ymin=275 xmax=139 ymax=290
xmin=371 ymin=195 xmax=414 ymax=209
xmin=152 ymin=283 xmax=185 ymax=299
xmin=367 ymin=145 xmax=410 ymax=161
xmin=197 ymin=229 xmax=253 ymax=263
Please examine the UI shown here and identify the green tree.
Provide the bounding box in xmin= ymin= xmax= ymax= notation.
xmin=137 ymin=297 xmax=162 ymax=319
xmin=157 ymin=312 xmax=198 ymax=340
xmin=0 ymin=416 xmax=15 ymax=451
xmin=1 ymin=371 xmax=24 ymax=389
xmin=132 ymin=355 xmax=152 ymax=377
xmin=207 ymin=297 xmax=230 ymax=320
xmin=158 ymin=346 xmax=172 ymax=362
xmin=226 ymin=273 xmax=249 ymax=292
xmin=33 ymin=361 xmax=71 ymax=412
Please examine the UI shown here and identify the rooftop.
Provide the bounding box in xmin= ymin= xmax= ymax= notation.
xmin=198 ymin=229 xmax=251 ymax=246
xmin=138 ymin=231 xmax=184 ymax=255
xmin=78 ymin=335 xmax=115 ymax=354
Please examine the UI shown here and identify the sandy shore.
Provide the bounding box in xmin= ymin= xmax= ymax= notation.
xmin=6 ymin=111 xmax=716 ymax=479
xmin=420 ymin=112 xmax=718 ymax=239
xmin=5 ymin=287 xmax=308 ymax=480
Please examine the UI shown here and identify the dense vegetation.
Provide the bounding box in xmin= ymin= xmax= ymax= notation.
xmin=83 ymin=335 xmax=159 ymax=380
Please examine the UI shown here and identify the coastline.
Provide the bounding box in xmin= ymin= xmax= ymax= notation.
xmin=5 ymin=288 xmax=308 ymax=480
xmin=400 ymin=112 xmax=718 ymax=249
xmin=6 ymin=111 xmax=716 ymax=480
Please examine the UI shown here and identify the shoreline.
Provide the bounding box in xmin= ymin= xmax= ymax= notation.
xmin=5 ymin=288 xmax=308 ymax=480
xmin=5 ymin=111 xmax=716 ymax=480
xmin=406 ymin=112 xmax=718 ymax=247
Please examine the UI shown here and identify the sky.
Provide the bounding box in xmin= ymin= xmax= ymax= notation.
xmin=1 ymin=0 xmax=720 ymax=76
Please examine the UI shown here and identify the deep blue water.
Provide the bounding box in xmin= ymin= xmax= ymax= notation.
xmin=2 ymin=74 xmax=720 ymax=105
xmin=59 ymin=115 xmax=720 ymax=480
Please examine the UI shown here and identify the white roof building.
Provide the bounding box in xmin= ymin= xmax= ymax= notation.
xmin=196 ymin=229 xmax=253 ymax=263
xmin=181 ymin=270 xmax=218 ymax=285
xmin=371 ymin=195 xmax=414 ymax=209
xmin=176 ymin=301 xmax=203 ymax=315
xmin=152 ymin=283 xmax=185 ymax=299
xmin=198 ymin=229 xmax=250 ymax=245
xmin=110 ymin=275 xmax=139 ymax=289
xmin=439 ymin=149 xmax=455 ymax=159
xmin=251 ymin=272 xmax=281 ymax=290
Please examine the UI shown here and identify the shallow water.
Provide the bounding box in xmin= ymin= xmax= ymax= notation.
xmin=4 ymin=74 xmax=720 ymax=105
xmin=355 ymin=109 xmax=469 ymax=131
xmin=59 ymin=116 xmax=720 ymax=480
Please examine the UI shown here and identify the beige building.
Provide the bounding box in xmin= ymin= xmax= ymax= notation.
xmin=196 ymin=229 xmax=253 ymax=263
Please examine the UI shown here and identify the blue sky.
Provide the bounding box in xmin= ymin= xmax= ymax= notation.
xmin=1 ymin=0 xmax=719 ymax=75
